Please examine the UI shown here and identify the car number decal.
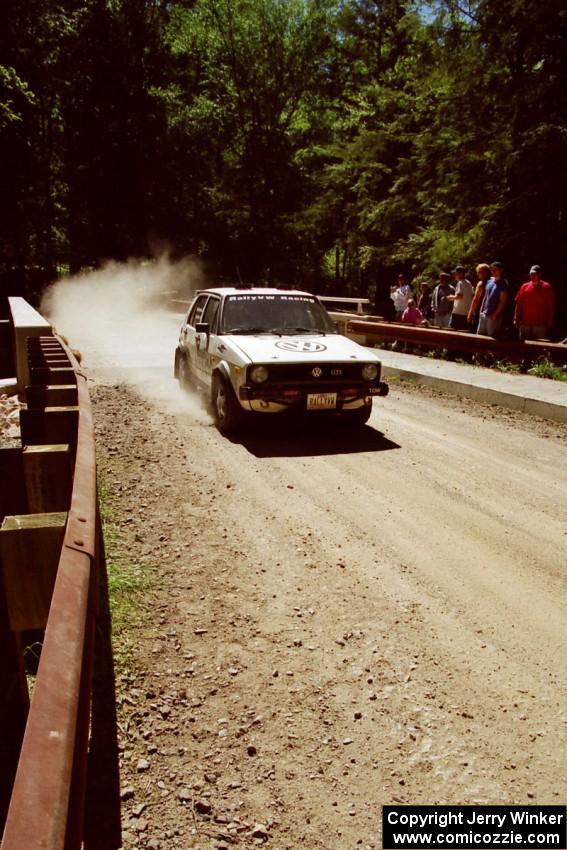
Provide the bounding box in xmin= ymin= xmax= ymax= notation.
xmin=275 ymin=340 xmax=327 ymax=353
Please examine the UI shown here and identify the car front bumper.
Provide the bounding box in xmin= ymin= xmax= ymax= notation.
xmin=238 ymin=380 xmax=389 ymax=412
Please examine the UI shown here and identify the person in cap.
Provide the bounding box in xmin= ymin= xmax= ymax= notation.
xmin=514 ymin=265 xmax=555 ymax=340
xmin=431 ymin=272 xmax=455 ymax=329
xmin=476 ymin=261 xmax=508 ymax=337
xmin=448 ymin=265 xmax=473 ymax=331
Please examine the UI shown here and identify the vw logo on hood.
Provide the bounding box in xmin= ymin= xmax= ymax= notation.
xmin=275 ymin=340 xmax=327 ymax=353
xmin=312 ymin=367 xmax=323 ymax=378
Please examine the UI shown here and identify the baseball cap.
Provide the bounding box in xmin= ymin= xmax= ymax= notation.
xmin=452 ymin=265 xmax=465 ymax=273
xmin=530 ymin=265 xmax=541 ymax=274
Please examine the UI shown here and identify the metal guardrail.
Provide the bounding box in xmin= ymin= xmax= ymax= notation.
xmin=345 ymin=318 xmax=567 ymax=366
xmin=319 ymin=296 xmax=371 ymax=315
xmin=0 ymin=306 xmax=119 ymax=850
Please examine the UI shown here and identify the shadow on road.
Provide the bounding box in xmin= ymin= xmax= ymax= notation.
xmin=232 ymin=420 xmax=401 ymax=458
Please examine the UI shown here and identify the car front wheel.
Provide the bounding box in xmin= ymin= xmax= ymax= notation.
xmin=212 ymin=374 xmax=244 ymax=434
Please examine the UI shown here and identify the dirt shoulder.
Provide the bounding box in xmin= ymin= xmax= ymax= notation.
xmin=92 ymin=378 xmax=567 ymax=850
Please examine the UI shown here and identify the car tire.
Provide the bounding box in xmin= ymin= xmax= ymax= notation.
xmin=178 ymin=354 xmax=193 ymax=390
xmin=212 ymin=374 xmax=244 ymax=434
xmin=341 ymin=402 xmax=372 ymax=426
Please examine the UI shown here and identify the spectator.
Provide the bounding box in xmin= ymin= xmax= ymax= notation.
xmin=514 ymin=265 xmax=555 ymax=340
xmin=417 ymin=281 xmax=432 ymax=320
xmin=448 ymin=265 xmax=474 ymax=331
xmin=401 ymin=298 xmax=423 ymax=325
xmin=390 ymin=273 xmax=412 ymax=320
xmin=468 ymin=263 xmax=491 ymax=327
xmin=431 ymin=272 xmax=455 ymax=328
xmin=477 ymin=261 xmax=508 ymax=337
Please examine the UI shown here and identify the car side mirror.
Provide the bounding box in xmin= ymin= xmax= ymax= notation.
xmin=195 ymin=322 xmax=209 ymax=350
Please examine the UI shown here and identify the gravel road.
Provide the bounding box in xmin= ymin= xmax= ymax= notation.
xmin=87 ymin=354 xmax=566 ymax=850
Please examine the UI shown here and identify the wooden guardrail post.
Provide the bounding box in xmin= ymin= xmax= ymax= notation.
xmin=25 ymin=385 xmax=78 ymax=407
xmin=0 ymin=318 xmax=15 ymax=379
xmin=7 ymin=298 xmax=53 ymax=392
xmin=0 ymin=572 xmax=29 ymax=831
xmin=0 ymin=513 xmax=68 ymax=632
xmin=19 ymin=407 xmax=80 ymax=458
xmin=0 ymin=450 xmax=28 ymax=522
xmin=22 ymin=445 xmax=73 ymax=513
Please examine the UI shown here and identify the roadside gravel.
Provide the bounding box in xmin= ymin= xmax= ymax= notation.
xmin=90 ymin=376 xmax=567 ymax=850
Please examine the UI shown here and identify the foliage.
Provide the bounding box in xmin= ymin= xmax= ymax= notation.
xmin=492 ymin=359 xmax=521 ymax=375
xmin=0 ymin=0 xmax=566 ymax=333
xmin=0 ymin=65 xmax=36 ymax=127
xmin=527 ymin=357 xmax=567 ymax=382
xmin=98 ymin=471 xmax=153 ymax=672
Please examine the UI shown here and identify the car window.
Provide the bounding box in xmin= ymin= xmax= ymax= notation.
xmin=201 ymin=296 xmax=220 ymax=331
xmin=221 ymin=294 xmax=338 ymax=334
xmin=188 ymin=294 xmax=209 ymax=327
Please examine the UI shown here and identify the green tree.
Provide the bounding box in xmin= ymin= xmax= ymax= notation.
xmin=298 ymin=1 xmax=427 ymax=299
xmin=60 ymin=0 xmax=170 ymax=270
xmin=158 ymin=0 xmax=335 ymax=281
xmin=0 ymin=1 xmax=80 ymax=293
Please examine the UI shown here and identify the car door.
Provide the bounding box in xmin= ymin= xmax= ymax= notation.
xmin=181 ymin=294 xmax=209 ymax=384
xmin=194 ymin=295 xmax=221 ymax=387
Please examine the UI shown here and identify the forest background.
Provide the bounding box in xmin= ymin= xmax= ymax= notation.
xmin=1 ymin=0 xmax=566 ymax=332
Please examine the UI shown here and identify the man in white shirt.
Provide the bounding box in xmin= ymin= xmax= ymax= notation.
xmin=449 ymin=265 xmax=473 ymax=331
xmin=390 ymin=273 xmax=412 ymax=320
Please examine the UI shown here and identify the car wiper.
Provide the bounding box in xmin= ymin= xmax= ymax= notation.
xmin=271 ymin=327 xmax=326 ymax=335
xmin=224 ymin=326 xmax=267 ymax=334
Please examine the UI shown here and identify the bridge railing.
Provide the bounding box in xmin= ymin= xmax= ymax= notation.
xmin=0 ymin=299 xmax=119 ymax=850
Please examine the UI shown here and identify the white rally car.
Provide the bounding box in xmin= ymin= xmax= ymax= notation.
xmin=174 ymin=286 xmax=388 ymax=433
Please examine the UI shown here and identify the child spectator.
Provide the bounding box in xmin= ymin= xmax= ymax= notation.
xmin=401 ymin=299 xmax=423 ymax=325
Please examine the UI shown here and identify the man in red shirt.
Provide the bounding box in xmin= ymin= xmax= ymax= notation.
xmin=514 ymin=265 xmax=555 ymax=340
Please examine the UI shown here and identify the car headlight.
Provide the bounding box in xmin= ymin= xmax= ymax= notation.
xmin=361 ymin=363 xmax=379 ymax=381
xmin=250 ymin=365 xmax=269 ymax=384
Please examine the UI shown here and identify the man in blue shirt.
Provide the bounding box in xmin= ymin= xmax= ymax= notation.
xmin=477 ymin=261 xmax=508 ymax=337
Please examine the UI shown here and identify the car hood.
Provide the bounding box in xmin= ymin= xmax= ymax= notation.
xmin=226 ymin=333 xmax=380 ymax=364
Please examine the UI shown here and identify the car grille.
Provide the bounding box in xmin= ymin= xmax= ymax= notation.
xmin=252 ymin=362 xmax=376 ymax=383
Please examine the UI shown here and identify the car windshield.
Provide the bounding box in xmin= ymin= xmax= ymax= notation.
xmin=221 ymin=294 xmax=338 ymax=335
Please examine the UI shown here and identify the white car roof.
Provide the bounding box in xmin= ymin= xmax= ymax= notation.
xmin=196 ymin=287 xmax=316 ymax=298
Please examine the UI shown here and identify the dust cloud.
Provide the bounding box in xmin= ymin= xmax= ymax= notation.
xmin=41 ymin=256 xmax=212 ymax=422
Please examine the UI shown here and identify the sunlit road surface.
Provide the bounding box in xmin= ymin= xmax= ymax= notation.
xmin=64 ymin=295 xmax=567 ymax=841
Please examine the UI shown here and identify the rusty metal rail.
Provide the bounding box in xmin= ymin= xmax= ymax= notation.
xmin=346 ymin=318 xmax=567 ymax=366
xmin=0 ymin=320 xmax=118 ymax=849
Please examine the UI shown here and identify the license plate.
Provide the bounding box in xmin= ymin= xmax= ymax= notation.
xmin=307 ymin=392 xmax=337 ymax=410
